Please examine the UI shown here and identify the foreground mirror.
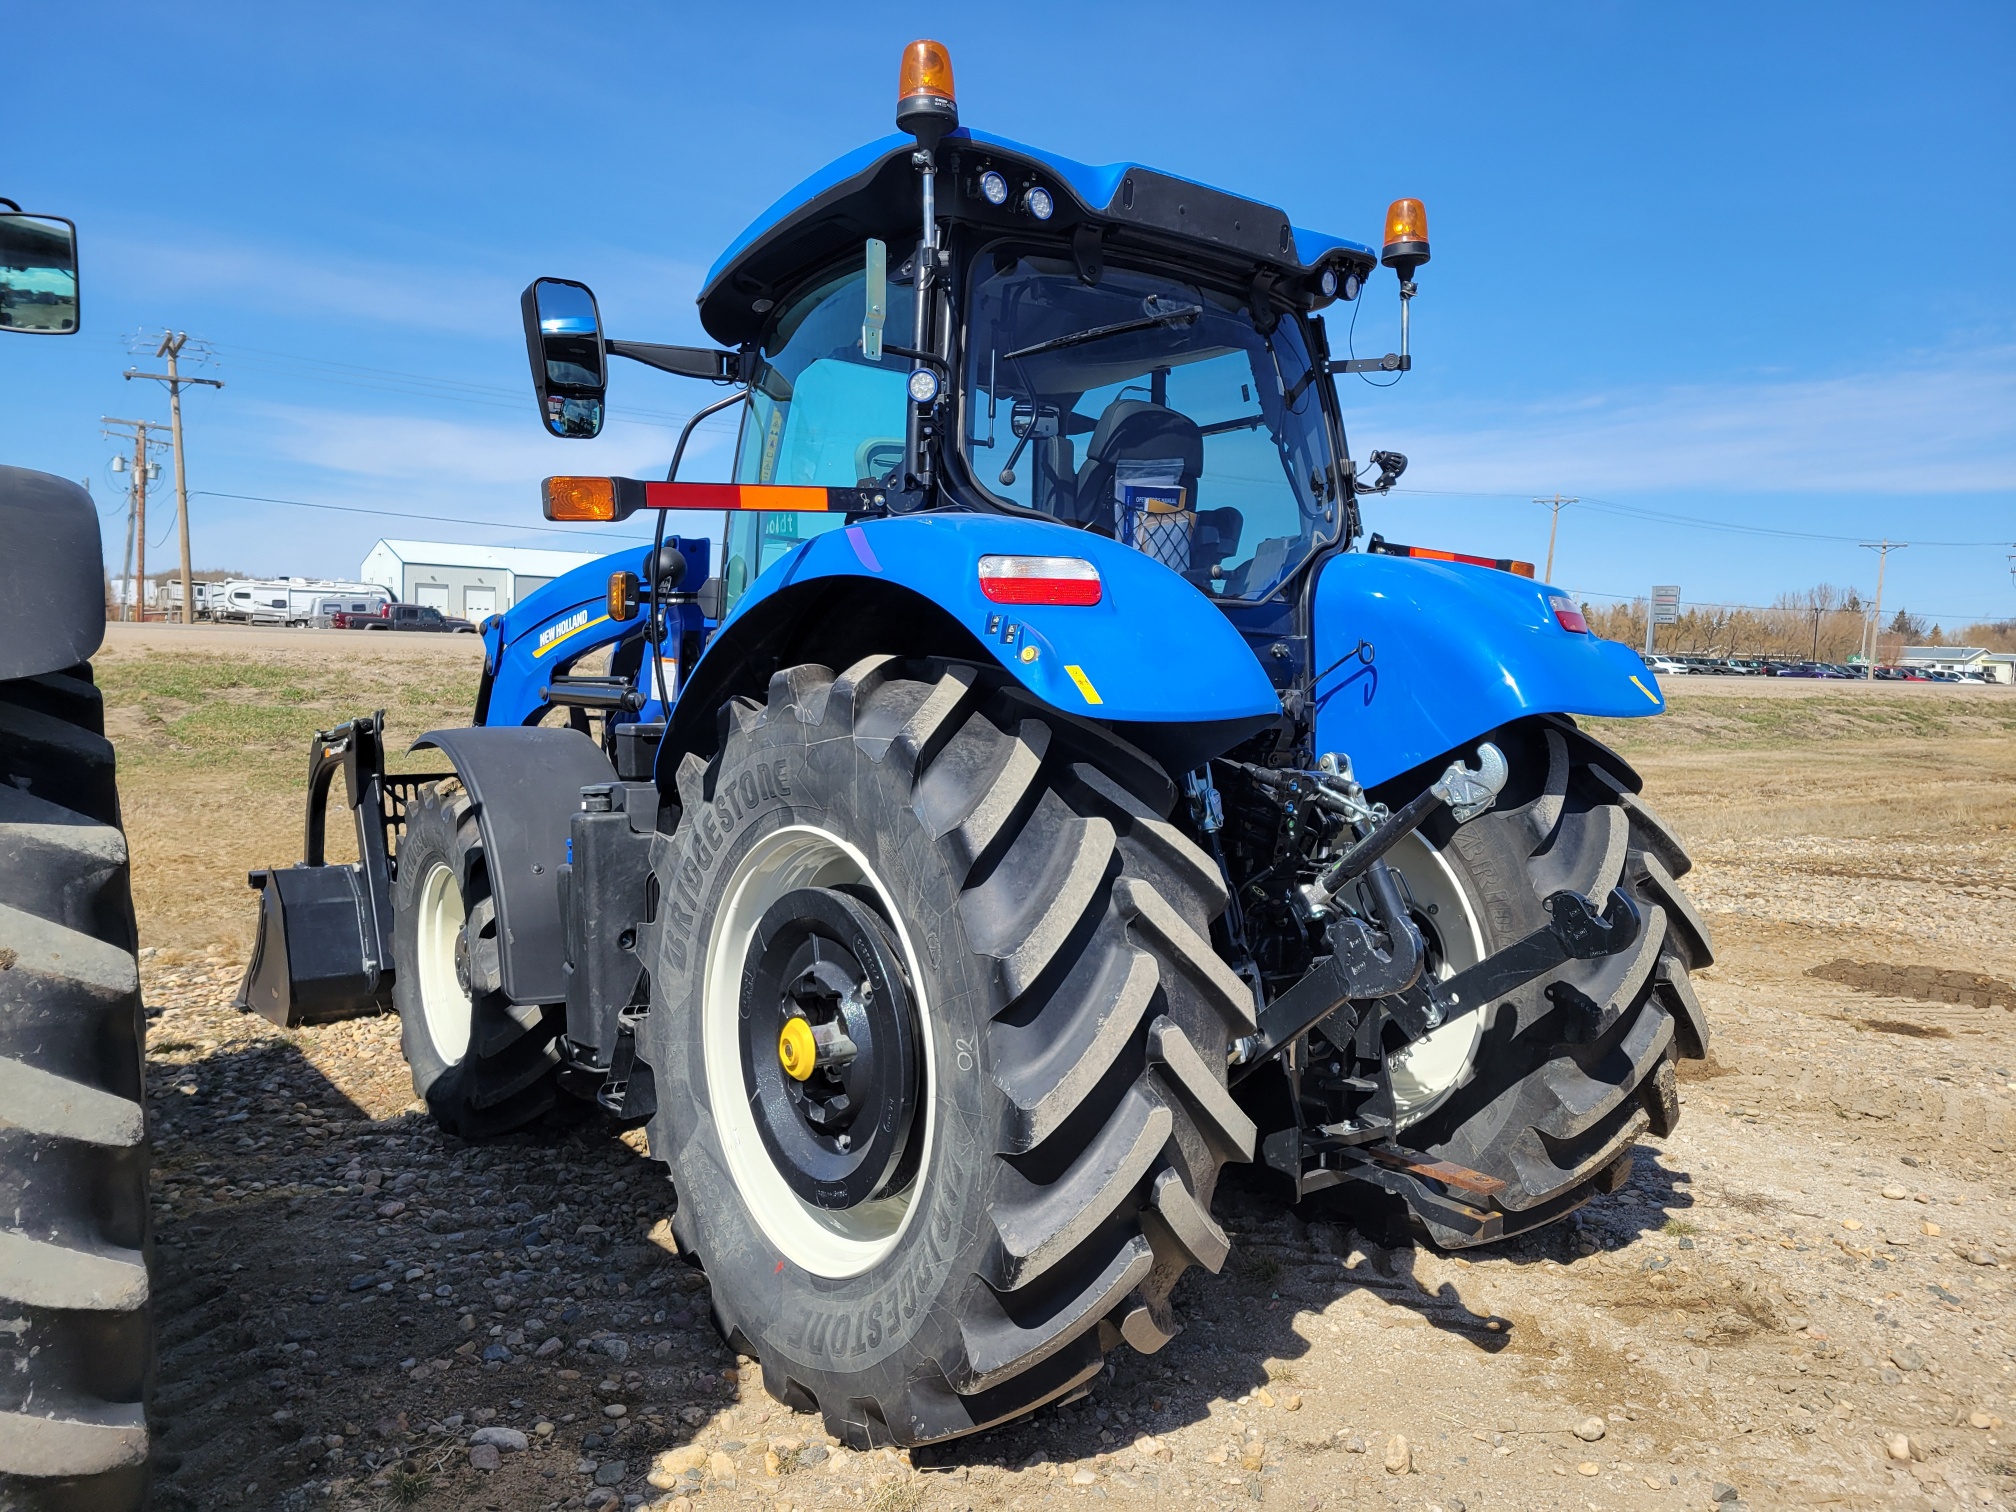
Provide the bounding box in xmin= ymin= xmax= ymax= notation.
xmin=0 ymin=211 xmax=80 ymax=335
xmin=520 ymin=277 xmax=606 ymax=438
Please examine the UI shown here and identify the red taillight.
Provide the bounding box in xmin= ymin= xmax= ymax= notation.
xmin=1548 ymin=593 xmax=1589 ymax=634
xmin=978 ymin=555 xmax=1102 ymax=606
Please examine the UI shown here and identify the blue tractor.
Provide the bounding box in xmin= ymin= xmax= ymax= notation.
xmin=243 ymin=41 xmax=1709 ymax=1448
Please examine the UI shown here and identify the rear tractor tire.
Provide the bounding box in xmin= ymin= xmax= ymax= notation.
xmin=643 ymin=658 xmax=1257 ymax=1448
xmin=393 ymin=780 xmax=565 ymax=1138
xmin=1372 ymin=715 xmax=1712 ymax=1246
xmin=0 ymin=665 xmax=152 ymax=1512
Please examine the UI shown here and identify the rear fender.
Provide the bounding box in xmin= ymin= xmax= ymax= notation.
xmin=410 ymin=726 xmax=615 ymax=1003
xmin=1312 ymin=553 xmax=1663 ymax=788
xmin=659 ymin=512 xmax=1279 ymax=782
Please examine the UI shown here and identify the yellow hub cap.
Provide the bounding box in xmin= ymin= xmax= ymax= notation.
xmin=778 ymin=1016 xmax=818 ymax=1082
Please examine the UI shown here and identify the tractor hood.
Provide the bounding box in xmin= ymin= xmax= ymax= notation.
xmin=698 ymin=128 xmax=1378 ymax=348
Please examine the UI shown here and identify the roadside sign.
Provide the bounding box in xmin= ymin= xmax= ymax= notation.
xmin=1651 ymin=585 xmax=1681 ymax=625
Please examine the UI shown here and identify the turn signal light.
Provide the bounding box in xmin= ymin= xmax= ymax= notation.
xmin=544 ymin=476 xmax=617 ymax=522
xmin=978 ymin=555 xmax=1102 ymax=606
xmin=1382 ymin=197 xmax=1431 ymax=274
xmin=1548 ymin=592 xmax=1589 ymax=634
xmin=608 ymin=570 xmax=640 ymax=622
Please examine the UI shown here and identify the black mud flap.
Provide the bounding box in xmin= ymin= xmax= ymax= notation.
xmin=235 ymin=863 xmax=391 ymax=1027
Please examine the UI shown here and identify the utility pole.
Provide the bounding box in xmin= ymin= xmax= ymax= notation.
xmin=126 ymin=334 xmax=223 ymax=625
xmin=1859 ymin=540 xmax=1906 ymax=681
xmin=1534 ymin=495 xmax=1577 ymax=584
xmin=101 ymin=418 xmax=171 ymax=621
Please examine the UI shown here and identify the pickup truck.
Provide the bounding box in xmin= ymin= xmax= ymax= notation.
xmin=333 ymin=602 xmax=477 ymax=633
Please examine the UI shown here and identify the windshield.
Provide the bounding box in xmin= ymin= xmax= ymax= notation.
xmin=963 ymin=253 xmax=1336 ymax=599
xmin=734 ymin=265 xmax=916 ymax=488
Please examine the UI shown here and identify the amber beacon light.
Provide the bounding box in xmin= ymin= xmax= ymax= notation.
xmin=1382 ymin=197 xmax=1431 ymax=277
xmin=897 ymin=40 xmax=958 ymax=148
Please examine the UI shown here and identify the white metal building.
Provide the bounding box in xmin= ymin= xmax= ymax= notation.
xmin=1899 ymin=646 xmax=2016 ymax=685
xmin=359 ymin=540 xmax=605 ymax=620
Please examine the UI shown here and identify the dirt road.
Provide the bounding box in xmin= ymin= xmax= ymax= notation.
xmin=104 ymin=632 xmax=2016 ymax=1511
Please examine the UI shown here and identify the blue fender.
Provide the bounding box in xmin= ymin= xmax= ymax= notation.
xmin=1311 ymin=553 xmax=1664 ymax=788
xmin=686 ymin=512 xmax=1279 ymax=764
xmin=478 ymin=538 xmax=711 ymax=728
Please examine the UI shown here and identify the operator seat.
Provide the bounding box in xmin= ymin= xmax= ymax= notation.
xmin=1069 ymin=400 xmax=1203 ymax=535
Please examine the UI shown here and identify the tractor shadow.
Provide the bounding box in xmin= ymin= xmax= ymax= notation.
xmin=915 ymin=1143 xmax=1697 ymax=1477
xmin=141 ymin=1017 xmax=733 ymax=1511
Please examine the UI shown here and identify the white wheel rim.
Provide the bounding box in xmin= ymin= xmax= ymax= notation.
xmin=701 ymin=824 xmax=935 ymax=1278
xmin=414 ymin=860 xmax=472 ymax=1065
xmin=1383 ymin=831 xmax=1486 ymax=1128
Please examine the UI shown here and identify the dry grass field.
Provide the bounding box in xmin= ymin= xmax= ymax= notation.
xmin=102 ymin=625 xmax=2016 ymax=1512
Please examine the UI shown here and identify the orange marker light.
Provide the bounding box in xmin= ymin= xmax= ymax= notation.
xmin=1382 ymin=197 xmax=1431 ymax=274
xmin=898 ymin=40 xmax=956 ymax=102
xmin=543 ymin=476 xmax=617 ymax=522
xmin=896 ymin=40 xmax=958 ymax=148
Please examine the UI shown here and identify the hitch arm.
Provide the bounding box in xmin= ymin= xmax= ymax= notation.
xmin=1231 ymin=859 xmax=1424 ymax=1082
xmin=1231 ymin=884 xmax=1642 ymax=1084
xmin=1412 ymin=887 xmax=1643 ymax=1030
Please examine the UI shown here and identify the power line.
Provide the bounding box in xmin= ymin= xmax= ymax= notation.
xmin=1534 ymin=494 xmax=1577 ymax=582
xmin=126 ymin=332 xmax=224 ymax=624
xmin=1391 ymin=487 xmax=2009 ymax=548
xmin=1858 ymin=540 xmax=1907 ymax=680
xmin=189 ymin=489 xmax=659 ymax=543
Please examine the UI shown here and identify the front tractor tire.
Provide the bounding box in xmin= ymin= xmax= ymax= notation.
xmin=644 ymin=658 xmax=1257 ymax=1448
xmin=1375 ymin=716 xmax=1712 ymax=1246
xmin=0 ymin=666 xmax=151 ymax=1512
xmin=393 ymin=781 xmax=564 ymax=1138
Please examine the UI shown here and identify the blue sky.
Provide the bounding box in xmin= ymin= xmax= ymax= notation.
xmin=5 ymin=1 xmax=2012 ymax=625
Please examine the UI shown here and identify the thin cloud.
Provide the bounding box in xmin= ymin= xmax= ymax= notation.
xmin=1381 ymin=350 xmax=2016 ymax=495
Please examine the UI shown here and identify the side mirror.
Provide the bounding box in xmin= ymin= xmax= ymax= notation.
xmin=860 ymin=238 xmax=886 ymax=361
xmin=520 ymin=278 xmax=606 ymax=438
xmin=0 ymin=209 xmax=80 ymax=335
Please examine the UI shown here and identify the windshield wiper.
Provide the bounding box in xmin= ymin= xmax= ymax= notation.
xmin=1003 ymin=299 xmax=1203 ymax=363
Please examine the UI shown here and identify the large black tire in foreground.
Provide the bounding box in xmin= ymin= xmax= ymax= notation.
xmin=0 ymin=666 xmax=152 ymax=1511
xmin=644 ymin=658 xmax=1257 ymax=1447
xmin=1380 ymin=714 xmax=1712 ymax=1247
xmin=393 ymin=781 xmax=565 ymax=1138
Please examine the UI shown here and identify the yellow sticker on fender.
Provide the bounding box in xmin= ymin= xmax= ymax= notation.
xmin=1064 ymin=664 xmax=1102 ymax=705
xmin=1629 ymin=674 xmax=1660 ymax=704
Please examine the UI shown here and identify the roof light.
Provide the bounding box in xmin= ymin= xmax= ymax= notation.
xmin=906 ymin=368 xmax=940 ymax=404
xmin=979 ymin=169 xmax=1009 ymax=206
xmin=1319 ymin=267 xmax=1339 ymax=298
xmin=1025 ymin=185 xmax=1054 ymax=221
xmin=978 ymin=554 xmax=1102 ymax=606
xmin=1547 ymin=592 xmax=1589 ymax=634
xmin=1343 ymin=271 xmax=1361 ymax=300
xmin=896 ymin=40 xmax=958 ymax=148
xmin=1382 ymin=197 xmax=1430 ymax=275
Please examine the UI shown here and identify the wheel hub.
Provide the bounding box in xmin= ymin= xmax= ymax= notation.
xmin=739 ymin=887 xmax=920 ymax=1210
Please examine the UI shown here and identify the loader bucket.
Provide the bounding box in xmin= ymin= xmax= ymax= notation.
xmin=234 ymin=864 xmax=393 ymax=1027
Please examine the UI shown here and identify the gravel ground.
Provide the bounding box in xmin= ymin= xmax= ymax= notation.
xmin=120 ymin=666 xmax=2016 ymax=1512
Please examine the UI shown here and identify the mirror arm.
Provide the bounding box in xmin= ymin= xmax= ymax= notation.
xmin=606 ymin=340 xmax=741 ymax=383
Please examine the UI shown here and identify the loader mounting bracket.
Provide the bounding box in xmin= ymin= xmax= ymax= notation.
xmin=235 ymin=711 xmax=451 ymax=1027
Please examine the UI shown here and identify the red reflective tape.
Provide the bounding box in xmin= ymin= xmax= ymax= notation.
xmin=640 ymin=482 xmax=838 ymax=511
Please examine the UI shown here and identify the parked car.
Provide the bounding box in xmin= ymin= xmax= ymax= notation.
xmin=340 ymin=602 xmax=476 ymax=633
xmin=1647 ymin=656 xmax=1690 ymax=675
